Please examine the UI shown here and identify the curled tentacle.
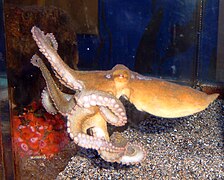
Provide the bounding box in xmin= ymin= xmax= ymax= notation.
xmin=71 ymin=132 xmax=124 ymax=152
xmin=75 ymin=90 xmax=127 ymax=126
xmin=118 ymin=143 xmax=146 ymax=165
xmin=31 ymin=26 xmax=84 ymax=90
xmin=99 ymin=106 xmax=124 ymax=126
xmin=98 ymin=132 xmax=146 ymax=164
xmin=67 ymin=107 xmax=125 ymax=153
xmin=31 ymin=54 xmax=76 ymax=115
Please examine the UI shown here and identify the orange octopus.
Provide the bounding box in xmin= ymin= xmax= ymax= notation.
xmin=30 ymin=26 xmax=218 ymax=165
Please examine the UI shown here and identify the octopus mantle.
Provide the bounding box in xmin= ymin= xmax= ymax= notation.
xmin=30 ymin=26 xmax=219 ymax=165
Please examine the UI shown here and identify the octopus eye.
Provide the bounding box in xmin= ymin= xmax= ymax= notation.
xmin=105 ymin=74 xmax=111 ymax=79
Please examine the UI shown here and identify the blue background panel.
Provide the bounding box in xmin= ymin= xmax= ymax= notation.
xmin=77 ymin=0 xmax=219 ymax=83
xmin=199 ymin=0 xmax=219 ymax=82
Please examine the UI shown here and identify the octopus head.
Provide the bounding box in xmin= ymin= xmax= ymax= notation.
xmin=112 ymin=64 xmax=131 ymax=84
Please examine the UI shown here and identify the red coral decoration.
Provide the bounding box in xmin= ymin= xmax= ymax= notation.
xmin=12 ymin=101 xmax=70 ymax=158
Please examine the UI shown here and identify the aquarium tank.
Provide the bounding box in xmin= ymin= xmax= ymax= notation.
xmin=0 ymin=0 xmax=223 ymax=179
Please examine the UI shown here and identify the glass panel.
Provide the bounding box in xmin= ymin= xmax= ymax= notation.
xmin=0 ymin=0 xmax=14 ymax=179
xmin=216 ymin=0 xmax=224 ymax=83
xmin=3 ymin=0 xmax=94 ymax=178
xmin=198 ymin=0 xmax=219 ymax=82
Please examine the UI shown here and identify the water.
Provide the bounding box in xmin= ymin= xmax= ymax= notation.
xmin=1 ymin=1 xmax=223 ymax=179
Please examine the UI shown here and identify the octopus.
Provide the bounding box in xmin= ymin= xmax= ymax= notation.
xmin=30 ymin=26 xmax=219 ymax=164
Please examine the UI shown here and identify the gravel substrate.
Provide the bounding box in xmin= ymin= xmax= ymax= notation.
xmin=57 ymin=99 xmax=224 ymax=179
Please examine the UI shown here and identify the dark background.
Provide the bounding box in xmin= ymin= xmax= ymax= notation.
xmin=0 ymin=0 xmax=221 ymax=84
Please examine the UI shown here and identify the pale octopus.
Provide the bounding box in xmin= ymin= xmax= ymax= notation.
xmin=30 ymin=26 xmax=219 ymax=164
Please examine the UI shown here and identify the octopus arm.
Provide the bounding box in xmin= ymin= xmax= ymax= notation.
xmin=31 ymin=26 xmax=83 ymax=90
xmin=67 ymin=109 xmax=145 ymax=165
xmin=67 ymin=107 xmax=125 ymax=153
xmin=31 ymin=54 xmax=76 ymax=114
xmin=41 ymin=88 xmax=57 ymax=114
xmin=75 ymin=90 xmax=127 ymax=126
xmin=98 ymin=132 xmax=146 ymax=164
xmin=41 ymin=87 xmax=75 ymax=115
